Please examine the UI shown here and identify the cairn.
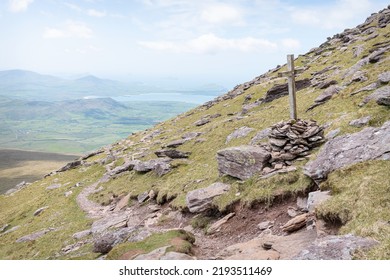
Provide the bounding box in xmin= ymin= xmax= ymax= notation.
xmin=262 ymin=119 xmax=325 ymax=173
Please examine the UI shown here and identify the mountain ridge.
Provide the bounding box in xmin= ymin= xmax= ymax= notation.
xmin=0 ymin=6 xmax=389 ymax=260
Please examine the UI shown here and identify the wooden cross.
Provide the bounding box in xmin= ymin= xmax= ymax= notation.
xmin=278 ymin=54 xmax=304 ymax=120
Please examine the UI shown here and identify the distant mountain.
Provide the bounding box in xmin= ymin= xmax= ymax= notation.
xmin=0 ymin=70 xmax=153 ymax=101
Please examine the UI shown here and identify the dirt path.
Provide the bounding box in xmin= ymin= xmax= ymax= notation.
xmin=76 ymin=181 xmax=107 ymax=219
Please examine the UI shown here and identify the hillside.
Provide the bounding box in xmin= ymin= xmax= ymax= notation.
xmin=0 ymin=7 xmax=389 ymax=260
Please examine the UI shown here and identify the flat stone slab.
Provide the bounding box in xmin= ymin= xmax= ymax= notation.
xmin=304 ymin=121 xmax=390 ymax=182
xmin=186 ymin=183 xmax=230 ymax=213
xmin=217 ymin=145 xmax=271 ymax=180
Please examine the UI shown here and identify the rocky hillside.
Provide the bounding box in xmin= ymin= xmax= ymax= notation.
xmin=0 ymin=6 xmax=389 ymax=260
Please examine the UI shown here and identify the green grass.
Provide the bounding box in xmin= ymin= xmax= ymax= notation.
xmin=317 ymin=160 xmax=390 ymax=259
xmin=106 ymin=229 xmax=195 ymax=260
xmin=0 ymin=164 xmax=105 ymax=259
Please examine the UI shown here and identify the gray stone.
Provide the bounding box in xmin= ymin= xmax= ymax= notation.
xmin=160 ymin=252 xmax=196 ymax=260
xmin=134 ymin=158 xmax=171 ymax=173
xmin=153 ymin=160 xmax=172 ymax=176
xmin=108 ymin=160 xmax=139 ymax=176
xmin=377 ymin=96 xmax=390 ymax=106
xmin=349 ymin=116 xmax=371 ymax=127
xmin=293 ymin=234 xmax=378 ymax=260
xmin=297 ymin=196 xmax=308 ymax=211
xmin=194 ymin=118 xmax=210 ymax=126
xmin=72 ymin=229 xmax=92 ymax=240
xmin=281 ymin=213 xmax=309 ymax=233
xmin=353 ymin=45 xmax=364 ymax=57
xmin=46 ymin=183 xmax=61 ymax=190
xmin=182 ymin=131 xmax=202 ymax=140
xmin=91 ymin=211 xmax=131 ymax=234
xmin=33 ymin=206 xmax=48 ymax=216
xmin=304 ymin=121 xmax=390 ymax=182
xmin=325 ymin=128 xmax=340 ymax=139
xmin=258 ymin=221 xmax=273 ymax=231
xmin=378 ymin=71 xmax=390 ymax=84
xmin=350 ymin=82 xmax=378 ymax=96
xmin=250 ymin=128 xmax=272 ymax=145
xmin=263 ymin=79 xmax=311 ymax=103
xmin=350 ymin=71 xmax=367 ymax=83
xmin=307 ymin=191 xmax=331 ymax=213
xmin=165 ymin=139 xmax=187 ymax=148
xmin=114 ymin=193 xmax=131 ymax=212
xmin=216 ymin=145 xmax=271 ymax=180
xmin=134 ymin=246 xmax=169 ymax=260
xmin=0 ymin=224 xmax=9 ymax=233
xmin=93 ymin=227 xmax=140 ymax=254
xmin=155 ymin=149 xmax=191 ymax=159
xmin=207 ymin=213 xmax=235 ymax=234
xmin=225 ymin=126 xmax=254 ymax=144
xmin=186 ymin=182 xmax=230 ymax=213
xmin=16 ymin=228 xmax=55 ymax=242
xmin=137 ymin=192 xmax=149 ymax=203
xmin=57 ymin=160 xmax=81 ymax=173
xmin=314 ymin=85 xmax=343 ymax=103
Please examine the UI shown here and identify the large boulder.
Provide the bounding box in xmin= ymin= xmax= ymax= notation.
xmin=217 ymin=146 xmax=271 ymax=180
xmin=293 ymin=234 xmax=378 ymax=260
xmin=304 ymin=121 xmax=390 ymax=182
xmin=186 ymin=182 xmax=230 ymax=213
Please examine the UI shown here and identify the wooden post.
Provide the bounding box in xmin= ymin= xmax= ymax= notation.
xmin=287 ymin=54 xmax=297 ymax=120
xmin=278 ymin=54 xmax=304 ymax=120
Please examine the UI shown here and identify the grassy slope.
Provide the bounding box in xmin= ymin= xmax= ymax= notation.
xmin=0 ymin=15 xmax=389 ymax=259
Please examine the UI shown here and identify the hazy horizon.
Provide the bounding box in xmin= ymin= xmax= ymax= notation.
xmin=1 ymin=0 xmax=389 ymax=89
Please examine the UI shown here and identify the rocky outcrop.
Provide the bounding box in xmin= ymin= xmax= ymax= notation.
xmin=307 ymin=191 xmax=331 ymax=213
xmin=307 ymin=85 xmax=343 ymax=111
xmin=263 ymin=79 xmax=311 ymax=103
xmin=186 ymin=182 xmax=230 ymax=213
xmin=216 ymin=146 xmax=270 ymax=180
xmin=294 ymin=234 xmax=378 ymax=260
xmin=362 ymin=86 xmax=390 ymax=106
xmin=304 ymin=121 xmax=390 ymax=182
xmin=134 ymin=158 xmax=172 ymax=176
xmin=57 ymin=160 xmax=82 ymax=173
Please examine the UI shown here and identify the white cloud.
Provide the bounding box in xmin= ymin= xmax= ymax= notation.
xmin=281 ymin=38 xmax=301 ymax=49
xmin=64 ymin=2 xmax=82 ymax=12
xmin=138 ymin=33 xmax=277 ymax=54
xmin=8 ymin=0 xmax=33 ymax=13
xmin=43 ymin=21 xmax=93 ymax=39
xmin=200 ymin=3 xmax=244 ymax=25
xmin=291 ymin=0 xmax=372 ymax=29
xmin=87 ymin=9 xmax=106 ymax=17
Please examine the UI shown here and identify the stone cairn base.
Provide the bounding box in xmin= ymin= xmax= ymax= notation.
xmin=261 ymin=119 xmax=325 ymax=174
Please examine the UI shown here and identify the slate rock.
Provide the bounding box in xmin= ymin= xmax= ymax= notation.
xmin=307 ymin=191 xmax=331 ymax=213
xmin=182 ymin=131 xmax=202 ymax=140
xmin=160 ymin=252 xmax=196 ymax=260
xmin=57 ymin=160 xmax=81 ymax=172
xmin=109 ymin=160 xmax=139 ymax=176
xmin=165 ymin=139 xmax=187 ymax=148
xmin=72 ymin=229 xmax=92 ymax=240
xmin=207 ymin=213 xmax=235 ymax=235
xmin=314 ymin=85 xmax=343 ymax=103
xmin=33 ymin=206 xmax=48 ymax=216
xmin=46 ymin=183 xmax=62 ymax=190
xmin=138 ymin=192 xmax=149 ymax=203
xmin=349 ymin=116 xmax=371 ymax=127
xmin=93 ymin=227 xmax=141 ymax=254
xmin=16 ymin=228 xmax=55 ymax=243
xmin=216 ymin=146 xmax=271 ymax=180
xmin=304 ymin=121 xmax=390 ymax=182
xmin=186 ymin=182 xmax=230 ymax=213
xmin=155 ymin=149 xmax=191 ymax=159
xmin=225 ymin=126 xmax=254 ymax=144
xmin=281 ymin=213 xmax=309 ymax=232
xmin=264 ymin=79 xmax=311 ymax=103
xmin=294 ymin=234 xmax=378 ymax=260
xmin=194 ymin=118 xmax=210 ymax=126
xmin=378 ymin=71 xmax=390 ymax=84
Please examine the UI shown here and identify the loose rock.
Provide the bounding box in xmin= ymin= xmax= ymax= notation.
xmin=186 ymin=183 xmax=230 ymax=213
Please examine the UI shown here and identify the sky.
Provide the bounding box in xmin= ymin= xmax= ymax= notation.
xmin=0 ymin=0 xmax=388 ymax=88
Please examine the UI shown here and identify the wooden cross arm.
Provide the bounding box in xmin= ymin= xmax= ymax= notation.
xmin=278 ymin=67 xmax=305 ymax=78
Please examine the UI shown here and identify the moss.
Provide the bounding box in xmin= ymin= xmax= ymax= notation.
xmin=317 ymin=160 xmax=390 ymax=259
xmin=106 ymin=229 xmax=195 ymax=260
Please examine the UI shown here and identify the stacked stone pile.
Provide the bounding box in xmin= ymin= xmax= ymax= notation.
xmin=264 ymin=119 xmax=325 ymax=170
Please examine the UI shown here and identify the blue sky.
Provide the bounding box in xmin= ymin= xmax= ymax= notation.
xmin=0 ymin=0 xmax=388 ymax=88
